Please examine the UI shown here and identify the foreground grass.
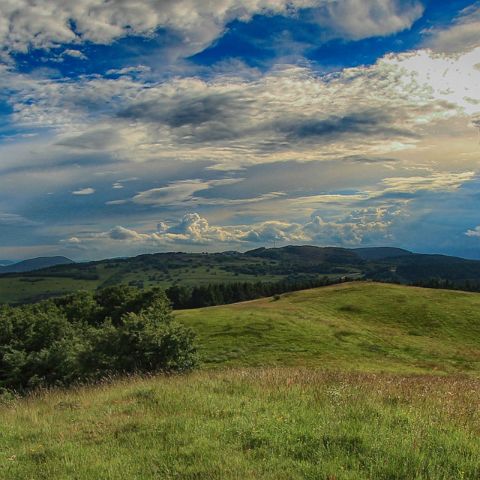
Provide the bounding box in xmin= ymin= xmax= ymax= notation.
xmin=2 ymin=283 xmax=479 ymax=478
xmin=177 ymin=282 xmax=480 ymax=374
xmin=1 ymin=369 xmax=479 ymax=479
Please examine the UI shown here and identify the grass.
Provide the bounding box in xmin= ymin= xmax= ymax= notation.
xmin=1 ymin=369 xmax=479 ymax=479
xmin=1 ymin=282 xmax=480 ymax=479
xmin=176 ymin=282 xmax=480 ymax=374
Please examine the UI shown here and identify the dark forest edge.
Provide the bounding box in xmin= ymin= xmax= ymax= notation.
xmin=165 ymin=275 xmax=349 ymax=309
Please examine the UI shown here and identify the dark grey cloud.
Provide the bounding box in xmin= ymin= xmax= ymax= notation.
xmin=278 ymin=111 xmax=416 ymax=142
xmin=118 ymin=92 xmax=250 ymax=129
xmin=56 ymin=129 xmax=123 ymax=150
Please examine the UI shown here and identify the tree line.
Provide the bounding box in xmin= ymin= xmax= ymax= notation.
xmin=166 ymin=275 xmax=350 ymax=309
xmin=409 ymin=278 xmax=480 ymax=293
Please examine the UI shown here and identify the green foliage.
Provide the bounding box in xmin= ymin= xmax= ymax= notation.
xmin=0 ymin=288 xmax=197 ymax=392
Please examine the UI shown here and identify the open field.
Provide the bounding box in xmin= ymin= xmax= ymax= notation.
xmin=1 ymin=369 xmax=479 ymax=479
xmin=177 ymin=282 xmax=480 ymax=374
xmin=1 ymin=282 xmax=479 ymax=479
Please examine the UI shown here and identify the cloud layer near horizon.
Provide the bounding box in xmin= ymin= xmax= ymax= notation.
xmin=0 ymin=1 xmax=479 ymax=260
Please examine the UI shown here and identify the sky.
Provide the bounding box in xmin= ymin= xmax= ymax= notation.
xmin=0 ymin=0 xmax=479 ymax=261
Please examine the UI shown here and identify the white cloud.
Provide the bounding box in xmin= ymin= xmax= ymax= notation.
xmin=62 ymin=49 xmax=87 ymax=60
xmin=110 ymin=178 xmax=284 ymax=207
xmin=243 ymin=220 xmax=306 ymax=243
xmin=378 ymin=171 xmax=476 ymax=195
xmin=466 ymin=226 xmax=480 ymax=238
xmin=92 ymin=213 xmax=242 ymax=246
xmin=314 ymin=0 xmax=424 ymax=41
xmin=423 ymin=4 xmax=480 ymax=54
xmin=61 ymin=207 xmax=402 ymax=250
xmin=303 ymin=206 xmax=400 ymax=245
xmin=72 ymin=187 xmax=95 ymax=195
xmin=106 ymin=65 xmax=151 ymax=76
xmin=4 ymin=44 xmax=478 ymax=172
xmin=0 ymin=213 xmax=39 ymax=227
xmin=131 ymin=179 xmax=240 ymax=205
xmin=0 ymin=0 xmax=424 ymax=59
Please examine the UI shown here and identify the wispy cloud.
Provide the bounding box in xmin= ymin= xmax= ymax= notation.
xmin=72 ymin=187 xmax=95 ymax=195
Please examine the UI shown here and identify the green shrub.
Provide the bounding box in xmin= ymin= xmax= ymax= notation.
xmin=0 ymin=289 xmax=197 ymax=393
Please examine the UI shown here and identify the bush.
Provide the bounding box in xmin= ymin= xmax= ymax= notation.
xmin=0 ymin=288 xmax=197 ymax=393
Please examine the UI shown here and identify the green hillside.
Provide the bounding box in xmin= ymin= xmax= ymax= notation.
xmin=176 ymin=282 xmax=480 ymax=374
xmin=3 ymin=246 xmax=480 ymax=305
xmin=0 ymin=253 xmax=287 ymax=304
xmin=0 ymin=248 xmax=361 ymax=305
xmin=1 ymin=283 xmax=480 ymax=479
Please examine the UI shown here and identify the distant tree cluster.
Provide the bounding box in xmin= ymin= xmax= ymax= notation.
xmin=0 ymin=286 xmax=197 ymax=393
xmin=410 ymin=278 xmax=480 ymax=292
xmin=166 ymin=276 xmax=349 ymax=309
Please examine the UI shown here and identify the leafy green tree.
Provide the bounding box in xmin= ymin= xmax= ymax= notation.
xmin=0 ymin=289 xmax=197 ymax=393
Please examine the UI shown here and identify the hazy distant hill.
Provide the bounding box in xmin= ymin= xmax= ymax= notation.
xmin=0 ymin=260 xmax=15 ymax=267
xmin=246 ymin=245 xmax=361 ymax=266
xmin=0 ymin=256 xmax=74 ymax=274
xmin=369 ymin=253 xmax=480 ymax=283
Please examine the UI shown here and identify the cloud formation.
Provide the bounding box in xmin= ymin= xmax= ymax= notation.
xmin=0 ymin=0 xmax=424 ymax=60
xmin=0 ymin=213 xmax=39 ymax=227
xmin=466 ymin=226 xmax=480 ymax=238
xmin=424 ymin=4 xmax=480 ymax=54
xmin=4 ymin=43 xmax=478 ymax=173
xmin=1 ymin=2 xmax=480 ymax=261
xmin=313 ymin=0 xmax=424 ymax=41
xmin=63 ymin=207 xmax=400 ymax=251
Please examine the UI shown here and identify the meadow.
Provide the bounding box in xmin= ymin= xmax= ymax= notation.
xmin=177 ymin=282 xmax=480 ymax=374
xmin=1 ymin=369 xmax=478 ymax=479
xmin=1 ymin=282 xmax=479 ymax=479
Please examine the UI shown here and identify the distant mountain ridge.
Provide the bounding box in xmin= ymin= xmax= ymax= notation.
xmin=0 ymin=256 xmax=74 ymax=274
xmin=0 ymin=260 xmax=15 ymax=267
xmin=353 ymin=247 xmax=413 ymax=261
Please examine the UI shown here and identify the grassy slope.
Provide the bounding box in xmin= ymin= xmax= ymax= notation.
xmin=176 ymin=282 xmax=480 ymax=374
xmin=1 ymin=370 xmax=479 ymax=479
xmin=2 ymin=282 xmax=480 ymax=479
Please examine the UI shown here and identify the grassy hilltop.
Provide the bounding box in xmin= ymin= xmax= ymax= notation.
xmin=177 ymin=282 xmax=480 ymax=374
xmin=1 ymin=282 xmax=480 ymax=479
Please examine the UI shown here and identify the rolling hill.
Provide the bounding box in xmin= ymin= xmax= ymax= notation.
xmin=0 ymin=256 xmax=74 ymax=274
xmin=1 ymin=246 xmax=480 ymax=304
xmin=0 ymin=260 xmax=15 ymax=267
xmin=176 ymin=282 xmax=480 ymax=374
xmin=1 ymin=282 xmax=479 ymax=479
